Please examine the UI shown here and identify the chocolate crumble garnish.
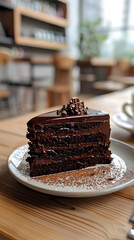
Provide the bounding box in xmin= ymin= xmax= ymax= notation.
xmin=57 ymin=97 xmax=88 ymax=116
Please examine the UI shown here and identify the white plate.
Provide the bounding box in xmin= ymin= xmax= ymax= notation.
xmin=112 ymin=112 xmax=134 ymax=133
xmin=8 ymin=139 xmax=134 ymax=198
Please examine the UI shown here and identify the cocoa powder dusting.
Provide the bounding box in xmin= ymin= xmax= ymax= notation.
xmin=18 ymin=151 xmax=134 ymax=192
xmin=32 ymin=154 xmax=133 ymax=191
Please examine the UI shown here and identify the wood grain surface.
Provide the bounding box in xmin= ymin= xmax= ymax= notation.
xmin=0 ymin=88 xmax=134 ymax=240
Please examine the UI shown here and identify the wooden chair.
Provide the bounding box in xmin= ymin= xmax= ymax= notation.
xmin=33 ymin=54 xmax=75 ymax=109
xmin=0 ymin=48 xmax=16 ymax=117
xmin=92 ymin=59 xmax=130 ymax=93
xmin=0 ymin=48 xmax=12 ymax=100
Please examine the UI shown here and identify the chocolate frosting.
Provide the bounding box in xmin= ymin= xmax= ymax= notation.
xmin=27 ymin=109 xmax=109 ymax=127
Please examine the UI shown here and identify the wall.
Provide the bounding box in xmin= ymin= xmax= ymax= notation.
xmin=65 ymin=0 xmax=80 ymax=59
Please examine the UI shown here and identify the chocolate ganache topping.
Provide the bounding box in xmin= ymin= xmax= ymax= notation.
xmin=57 ymin=97 xmax=88 ymax=116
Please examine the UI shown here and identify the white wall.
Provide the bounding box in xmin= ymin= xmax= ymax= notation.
xmin=63 ymin=0 xmax=80 ymax=94
xmin=64 ymin=0 xmax=80 ymax=59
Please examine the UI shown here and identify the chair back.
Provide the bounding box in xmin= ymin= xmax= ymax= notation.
xmin=0 ymin=47 xmax=12 ymax=65
xmin=111 ymin=59 xmax=130 ymax=77
xmin=0 ymin=48 xmax=12 ymax=98
xmin=53 ymin=54 xmax=75 ymax=86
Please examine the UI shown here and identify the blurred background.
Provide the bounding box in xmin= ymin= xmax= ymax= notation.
xmin=0 ymin=0 xmax=134 ymax=119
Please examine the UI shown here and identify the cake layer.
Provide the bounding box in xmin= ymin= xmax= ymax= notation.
xmin=28 ymin=120 xmax=105 ymax=133
xmin=27 ymin=151 xmax=111 ymax=164
xmin=27 ymin=132 xmax=107 ymax=148
xmin=28 ymin=144 xmax=111 ymax=160
xmin=28 ymin=141 xmax=110 ymax=151
xmin=29 ymin=155 xmax=112 ymax=177
xmin=27 ymin=121 xmax=109 ymax=141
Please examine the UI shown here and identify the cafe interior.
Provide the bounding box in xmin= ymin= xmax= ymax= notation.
xmin=1 ymin=0 xmax=134 ymax=118
xmin=0 ymin=0 xmax=134 ymax=240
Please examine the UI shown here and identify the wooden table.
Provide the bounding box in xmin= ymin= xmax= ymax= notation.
xmin=0 ymin=87 xmax=134 ymax=240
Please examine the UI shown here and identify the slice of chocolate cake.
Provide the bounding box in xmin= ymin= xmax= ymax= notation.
xmin=26 ymin=98 xmax=112 ymax=177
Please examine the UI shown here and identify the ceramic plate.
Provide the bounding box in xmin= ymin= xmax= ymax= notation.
xmin=8 ymin=139 xmax=134 ymax=198
xmin=112 ymin=112 xmax=134 ymax=134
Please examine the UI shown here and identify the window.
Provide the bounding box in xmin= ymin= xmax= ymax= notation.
xmin=80 ymin=0 xmax=134 ymax=60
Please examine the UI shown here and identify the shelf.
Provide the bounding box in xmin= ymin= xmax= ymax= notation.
xmin=56 ymin=0 xmax=67 ymax=3
xmin=16 ymin=36 xmax=67 ymax=50
xmin=1 ymin=1 xmax=68 ymax=50
xmin=15 ymin=8 xmax=68 ymax=28
xmin=0 ymin=36 xmax=14 ymax=45
xmin=0 ymin=2 xmax=14 ymax=10
xmin=0 ymin=0 xmax=67 ymax=10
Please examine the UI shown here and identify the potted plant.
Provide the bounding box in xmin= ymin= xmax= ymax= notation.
xmin=78 ymin=19 xmax=107 ymax=59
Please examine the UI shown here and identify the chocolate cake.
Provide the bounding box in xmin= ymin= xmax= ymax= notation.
xmin=26 ymin=98 xmax=112 ymax=177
